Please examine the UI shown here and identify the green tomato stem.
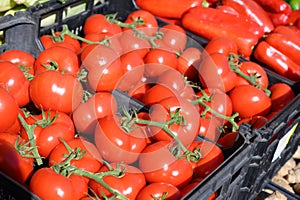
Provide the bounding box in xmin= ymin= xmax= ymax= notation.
xmin=228 ymin=54 xmax=271 ymax=96
xmin=134 ymin=109 xmax=201 ymax=162
xmin=17 ymin=114 xmax=43 ymax=166
xmin=189 ymin=91 xmax=240 ymax=132
xmin=105 ymin=13 xmax=164 ymax=48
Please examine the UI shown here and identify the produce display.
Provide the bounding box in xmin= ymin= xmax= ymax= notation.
xmin=0 ymin=0 xmax=300 ymax=199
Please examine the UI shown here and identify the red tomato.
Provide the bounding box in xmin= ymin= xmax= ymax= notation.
xmin=116 ymin=51 xmax=145 ymax=92
xmin=89 ymin=163 xmax=146 ymax=200
xmin=72 ymin=92 xmax=118 ymax=135
xmin=144 ymin=49 xmax=178 ymax=78
xmin=30 ymin=167 xmax=88 ymax=200
xmin=136 ymin=182 xmax=181 ymax=200
xmin=195 ymin=88 xmax=233 ymax=124
xmin=217 ymin=131 xmax=239 ymax=148
xmin=146 ymin=96 xmax=200 ymax=146
xmin=81 ymin=32 xmax=123 ymax=55
xmin=269 ymin=83 xmax=295 ymax=112
xmin=0 ymin=88 xmax=19 ymax=132
xmin=198 ymin=53 xmax=237 ymax=92
xmin=204 ymin=37 xmax=238 ymax=56
xmin=118 ymin=30 xmax=151 ymax=58
xmin=83 ymin=14 xmax=122 ymax=35
xmin=156 ymin=69 xmax=196 ymax=100
xmin=237 ymin=115 xmax=268 ymax=129
xmin=49 ymin=137 xmax=102 ymax=174
xmin=0 ymin=138 xmax=34 ymax=184
xmin=235 ymin=61 xmax=269 ymax=90
xmin=128 ymin=81 xmax=151 ymax=101
xmin=29 ymin=70 xmax=83 ymax=114
xmin=0 ymin=49 xmax=35 ymax=75
xmin=94 ymin=115 xmax=148 ymax=164
xmin=139 ymin=140 xmax=193 ymax=189
xmin=188 ymin=141 xmax=224 ymax=178
xmin=142 ymin=84 xmax=178 ymax=106
xmin=155 ymin=24 xmax=187 ymax=53
xmin=198 ymin=117 xmax=222 ymax=142
xmin=124 ymin=10 xmax=158 ymax=36
xmin=229 ymin=85 xmax=271 ymax=119
xmin=0 ymin=61 xmax=30 ymax=107
xmin=40 ymin=32 xmax=81 ymax=52
xmin=177 ymin=47 xmax=202 ymax=82
xmin=34 ymin=46 xmax=80 ymax=75
xmin=20 ymin=110 xmax=75 ymax=158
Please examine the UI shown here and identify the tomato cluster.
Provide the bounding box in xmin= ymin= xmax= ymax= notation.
xmin=0 ymin=7 xmax=296 ymax=200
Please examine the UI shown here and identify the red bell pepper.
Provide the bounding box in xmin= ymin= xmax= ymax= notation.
xmin=252 ymin=0 xmax=292 ymax=15
xmin=267 ymin=12 xmax=289 ymax=26
xmin=265 ymin=32 xmax=300 ymax=66
xmin=253 ymin=41 xmax=300 ymax=81
xmin=273 ymin=25 xmax=300 ymax=39
xmin=222 ymin=0 xmax=274 ymax=33
xmin=135 ymin=0 xmax=204 ymax=19
xmin=181 ymin=6 xmax=263 ymax=57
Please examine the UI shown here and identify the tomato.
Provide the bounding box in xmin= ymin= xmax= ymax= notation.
xmin=30 ymin=167 xmax=88 ymax=200
xmin=20 ymin=110 xmax=75 ymax=158
xmin=0 ymin=139 xmax=34 ymax=184
xmin=0 ymin=49 xmax=35 ymax=75
xmin=94 ymin=115 xmax=148 ymax=164
xmin=146 ymin=96 xmax=200 ymax=146
xmin=72 ymin=92 xmax=118 ymax=135
xmin=198 ymin=117 xmax=222 ymax=142
xmin=49 ymin=137 xmax=102 ymax=174
xmin=229 ymin=85 xmax=271 ymax=119
xmin=136 ymin=182 xmax=181 ymax=200
xmin=89 ymin=163 xmax=146 ymax=200
xmin=217 ymin=131 xmax=239 ymax=148
xmin=83 ymin=14 xmax=122 ymax=35
xmin=29 ymin=70 xmax=83 ymax=114
xmin=40 ymin=32 xmax=81 ymax=52
xmin=156 ymin=69 xmax=196 ymax=100
xmin=34 ymin=46 xmax=80 ymax=75
xmin=0 ymin=88 xmax=19 ymax=132
xmin=0 ymin=61 xmax=30 ymax=107
xmin=139 ymin=140 xmax=193 ymax=189
xmin=124 ymin=10 xmax=158 ymax=36
xmin=142 ymin=84 xmax=178 ymax=106
xmin=177 ymin=47 xmax=202 ymax=82
xmin=203 ymin=37 xmax=238 ymax=56
xmin=81 ymin=32 xmax=123 ymax=55
xmin=128 ymin=81 xmax=151 ymax=101
xmin=235 ymin=61 xmax=269 ymax=90
xmin=188 ymin=141 xmax=224 ymax=178
xmin=198 ymin=52 xmax=237 ymax=92
xmin=116 ymin=51 xmax=145 ymax=92
xmin=144 ymin=49 xmax=178 ymax=78
xmin=195 ymin=88 xmax=233 ymax=125
xmin=269 ymin=83 xmax=295 ymax=112
xmin=155 ymin=24 xmax=187 ymax=53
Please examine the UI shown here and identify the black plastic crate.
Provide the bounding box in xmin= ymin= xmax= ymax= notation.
xmin=237 ymin=94 xmax=300 ymax=200
xmin=0 ymin=11 xmax=44 ymax=58
xmin=0 ymin=1 xmax=256 ymax=199
xmin=0 ymin=0 xmax=299 ymax=200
